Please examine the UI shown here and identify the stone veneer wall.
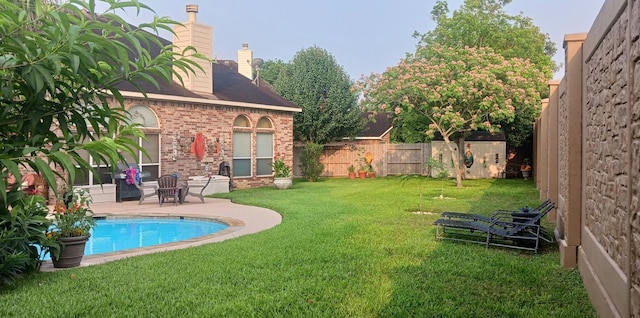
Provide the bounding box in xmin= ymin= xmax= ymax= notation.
xmin=582 ymin=0 xmax=638 ymax=317
xmin=124 ymin=97 xmax=295 ymax=189
xmin=583 ymin=4 xmax=630 ymax=276
xmin=537 ymin=0 xmax=640 ymax=316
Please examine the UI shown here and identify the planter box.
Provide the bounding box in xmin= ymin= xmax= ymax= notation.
xmin=188 ymin=175 xmax=230 ymax=195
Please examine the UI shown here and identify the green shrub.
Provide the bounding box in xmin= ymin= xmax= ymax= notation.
xmin=0 ymin=195 xmax=58 ymax=286
xmin=299 ymin=142 xmax=324 ymax=181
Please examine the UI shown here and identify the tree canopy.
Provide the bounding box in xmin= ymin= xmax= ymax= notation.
xmin=0 ymin=0 xmax=205 ymax=283
xmin=421 ymin=0 xmax=556 ymax=76
xmin=259 ymin=59 xmax=286 ymax=87
xmin=393 ymin=0 xmax=556 ymax=146
xmin=267 ymin=46 xmax=363 ymax=145
xmin=358 ymin=44 xmax=545 ymax=187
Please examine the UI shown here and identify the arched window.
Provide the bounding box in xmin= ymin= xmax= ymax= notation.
xmin=122 ymin=105 xmax=160 ymax=179
xmin=256 ymin=117 xmax=274 ymax=175
xmin=233 ymin=115 xmax=250 ymax=128
xmin=233 ymin=115 xmax=252 ymax=177
xmin=74 ymin=105 xmax=161 ymax=186
xmin=127 ymin=105 xmax=159 ymax=128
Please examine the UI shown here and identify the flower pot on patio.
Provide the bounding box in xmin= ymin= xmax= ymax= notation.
xmin=52 ymin=235 xmax=90 ymax=268
xmin=273 ymin=177 xmax=292 ymax=190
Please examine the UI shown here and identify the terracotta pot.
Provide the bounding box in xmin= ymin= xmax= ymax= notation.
xmin=52 ymin=235 xmax=90 ymax=268
xmin=367 ymin=172 xmax=376 ymax=178
xmin=358 ymin=171 xmax=367 ymax=179
xmin=348 ymin=172 xmax=356 ymax=179
xmin=273 ymin=177 xmax=292 ymax=190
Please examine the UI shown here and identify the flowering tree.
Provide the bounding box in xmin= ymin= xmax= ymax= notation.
xmin=358 ymin=44 xmax=545 ymax=187
xmin=415 ymin=0 xmax=556 ymax=147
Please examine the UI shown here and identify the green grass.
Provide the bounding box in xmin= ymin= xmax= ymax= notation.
xmin=0 ymin=177 xmax=595 ymax=317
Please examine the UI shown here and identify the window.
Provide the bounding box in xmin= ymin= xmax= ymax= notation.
xmin=257 ymin=117 xmax=272 ymax=128
xmin=256 ymin=133 xmax=273 ymax=175
xmin=233 ymin=132 xmax=251 ymax=177
xmin=233 ymin=115 xmax=252 ymax=177
xmin=73 ymin=146 xmax=112 ymax=186
xmin=256 ymin=117 xmax=274 ymax=176
xmin=123 ymin=106 xmax=160 ymax=179
xmin=121 ymin=134 xmax=160 ymax=180
xmin=128 ymin=105 xmax=159 ymax=128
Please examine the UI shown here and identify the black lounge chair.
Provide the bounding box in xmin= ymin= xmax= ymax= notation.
xmin=440 ymin=199 xmax=553 ymax=223
xmin=433 ymin=201 xmax=555 ymax=253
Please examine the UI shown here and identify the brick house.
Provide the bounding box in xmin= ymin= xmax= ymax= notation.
xmin=73 ymin=4 xmax=301 ymax=196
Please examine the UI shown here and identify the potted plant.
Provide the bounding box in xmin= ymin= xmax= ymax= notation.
xmin=367 ymin=165 xmax=376 ymax=178
xmin=47 ymin=188 xmax=96 ymax=268
xmin=520 ymin=158 xmax=532 ymax=180
xmin=358 ymin=165 xmax=368 ymax=179
xmin=347 ymin=165 xmax=356 ymax=179
xmin=272 ymin=157 xmax=293 ymax=189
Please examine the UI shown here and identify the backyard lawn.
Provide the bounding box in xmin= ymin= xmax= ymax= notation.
xmin=0 ymin=177 xmax=595 ymax=317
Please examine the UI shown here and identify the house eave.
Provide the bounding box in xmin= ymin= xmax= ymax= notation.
xmin=120 ymin=91 xmax=302 ymax=113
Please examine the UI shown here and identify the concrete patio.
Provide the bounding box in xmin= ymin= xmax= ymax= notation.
xmin=40 ymin=197 xmax=282 ymax=271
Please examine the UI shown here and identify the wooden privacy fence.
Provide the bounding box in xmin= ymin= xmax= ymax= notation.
xmin=293 ymin=143 xmax=431 ymax=177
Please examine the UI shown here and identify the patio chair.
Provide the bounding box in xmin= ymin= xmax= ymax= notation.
xmin=186 ymin=175 xmax=212 ymax=203
xmin=157 ymin=174 xmax=179 ymax=206
xmin=170 ymin=172 xmax=189 ymax=204
xmin=433 ymin=201 xmax=555 ymax=253
xmin=135 ymin=182 xmax=158 ymax=205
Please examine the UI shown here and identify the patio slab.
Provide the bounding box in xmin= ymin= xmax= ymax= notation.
xmin=40 ymin=197 xmax=282 ymax=271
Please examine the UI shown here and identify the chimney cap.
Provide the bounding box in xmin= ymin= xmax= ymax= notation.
xmin=242 ymin=43 xmax=249 ymax=49
xmin=186 ymin=4 xmax=199 ymax=13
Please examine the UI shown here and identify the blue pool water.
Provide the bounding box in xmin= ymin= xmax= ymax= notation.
xmin=42 ymin=218 xmax=228 ymax=260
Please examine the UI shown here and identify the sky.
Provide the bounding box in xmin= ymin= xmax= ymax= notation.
xmin=104 ymin=0 xmax=605 ymax=80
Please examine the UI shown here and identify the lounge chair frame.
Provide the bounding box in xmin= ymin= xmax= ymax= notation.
xmin=433 ymin=201 xmax=555 ymax=253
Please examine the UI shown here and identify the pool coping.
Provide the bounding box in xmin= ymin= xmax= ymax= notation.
xmin=40 ymin=197 xmax=282 ymax=272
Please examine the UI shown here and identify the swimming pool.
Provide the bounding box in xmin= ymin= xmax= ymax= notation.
xmin=42 ymin=217 xmax=228 ymax=260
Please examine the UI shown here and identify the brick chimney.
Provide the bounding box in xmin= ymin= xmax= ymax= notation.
xmin=172 ymin=4 xmax=213 ymax=94
xmin=237 ymin=43 xmax=253 ymax=80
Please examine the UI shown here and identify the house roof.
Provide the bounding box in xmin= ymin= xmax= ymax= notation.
xmin=359 ymin=112 xmax=393 ymax=139
xmin=112 ymin=22 xmax=299 ymax=110
xmin=213 ymin=61 xmax=297 ymax=107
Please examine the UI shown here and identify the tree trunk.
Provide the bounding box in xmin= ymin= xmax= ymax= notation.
xmin=458 ymin=137 xmax=466 ymax=181
xmin=442 ymin=134 xmax=463 ymax=188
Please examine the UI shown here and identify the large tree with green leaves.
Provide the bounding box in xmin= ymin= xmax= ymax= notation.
xmin=0 ymin=0 xmax=205 ymax=284
xmin=358 ymin=44 xmax=545 ymax=187
xmin=394 ymin=0 xmax=555 ymax=146
xmin=266 ymin=46 xmax=363 ymax=181
xmin=258 ymin=59 xmax=286 ymax=87
xmin=269 ymin=46 xmax=363 ymax=145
